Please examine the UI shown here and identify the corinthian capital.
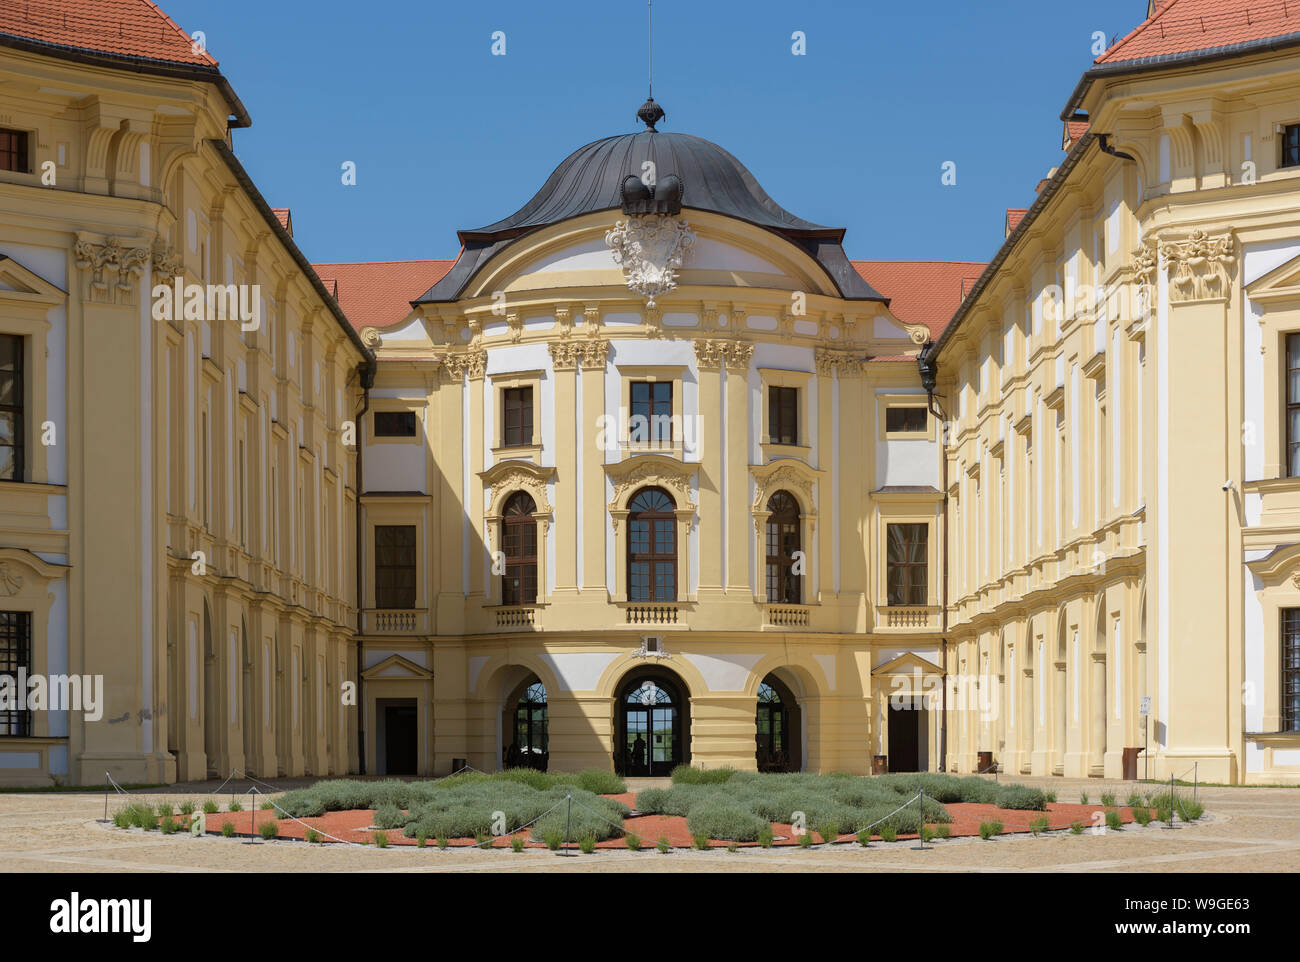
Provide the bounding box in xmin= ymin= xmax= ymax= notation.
xmin=1160 ymin=229 xmax=1236 ymax=303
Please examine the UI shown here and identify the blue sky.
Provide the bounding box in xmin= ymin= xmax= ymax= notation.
xmin=162 ymin=0 xmax=1145 ymax=265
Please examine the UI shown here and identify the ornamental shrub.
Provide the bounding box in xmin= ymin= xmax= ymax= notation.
xmin=994 ymin=784 xmax=1047 ymax=811
xmin=685 ymin=803 xmax=768 ymax=842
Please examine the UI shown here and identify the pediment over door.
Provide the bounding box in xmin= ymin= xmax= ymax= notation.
xmin=361 ymin=654 xmax=433 ymax=681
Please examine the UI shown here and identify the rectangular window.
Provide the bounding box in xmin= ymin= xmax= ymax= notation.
xmin=374 ymin=525 xmax=417 ymax=609
xmin=0 ymin=334 xmax=22 ymax=481
xmin=374 ymin=411 xmax=417 ymax=438
xmin=1284 ymin=609 xmax=1300 ymax=732
xmin=502 ymin=387 xmax=533 ymax=447
xmin=1288 ymin=334 xmax=1300 ymax=477
xmin=886 ymin=523 xmax=928 ymax=606
xmin=629 ymin=381 xmax=673 ymax=444
xmin=768 ymin=386 xmax=799 ymax=445
xmin=0 ymin=129 xmax=28 ymax=174
xmin=1282 ymin=123 xmax=1300 ymax=169
xmin=886 ymin=405 xmax=928 ymax=434
xmin=0 ymin=612 xmax=32 ymax=736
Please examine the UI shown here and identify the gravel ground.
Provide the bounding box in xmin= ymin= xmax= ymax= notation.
xmin=1 ymin=775 xmax=1296 ymax=873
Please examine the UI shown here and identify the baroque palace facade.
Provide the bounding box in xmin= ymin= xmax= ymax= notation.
xmin=1 ymin=0 xmax=1299 ymax=786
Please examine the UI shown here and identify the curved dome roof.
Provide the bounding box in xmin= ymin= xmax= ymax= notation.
xmin=418 ymin=123 xmax=884 ymax=303
xmin=464 ymin=131 xmax=831 ymax=240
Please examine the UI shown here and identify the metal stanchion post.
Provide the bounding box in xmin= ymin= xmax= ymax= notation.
xmin=559 ymin=793 xmax=573 ymax=856
xmin=912 ymin=790 xmax=928 ymax=851
xmin=243 ymin=788 xmax=259 ymax=844
xmin=1170 ymin=769 xmax=1180 ymax=832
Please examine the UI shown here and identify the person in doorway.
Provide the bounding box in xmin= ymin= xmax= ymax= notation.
xmin=631 ymin=734 xmax=647 ymax=769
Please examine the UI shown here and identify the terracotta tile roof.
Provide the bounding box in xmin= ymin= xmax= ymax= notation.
xmin=1063 ymin=120 xmax=1090 ymax=150
xmin=271 ymin=208 xmax=292 ymax=237
xmin=1005 ymin=208 xmax=1029 ymax=236
xmin=0 ymin=0 xmax=217 ymax=66
xmin=1096 ymin=0 xmax=1300 ymax=65
xmin=852 ymin=261 xmax=987 ymax=341
xmin=311 ymin=260 xmax=457 ymax=332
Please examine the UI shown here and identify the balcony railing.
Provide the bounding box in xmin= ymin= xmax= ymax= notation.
xmin=368 ymin=609 xmax=423 ymax=634
xmin=625 ymin=604 xmax=679 ymax=625
xmin=766 ymin=605 xmax=810 ymax=628
xmin=495 ymin=606 xmax=537 ymax=628
xmin=882 ymin=606 xmax=935 ymax=630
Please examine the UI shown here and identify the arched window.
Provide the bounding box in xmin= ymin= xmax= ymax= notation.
xmin=765 ymin=490 xmax=801 ymax=603
xmin=628 ymin=487 xmax=676 ymax=602
xmin=501 ymin=491 xmax=537 ymax=604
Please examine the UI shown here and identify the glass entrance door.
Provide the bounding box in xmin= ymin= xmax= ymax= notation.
xmin=622 ymin=679 xmax=679 ymax=776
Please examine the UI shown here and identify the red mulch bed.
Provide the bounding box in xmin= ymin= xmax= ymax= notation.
xmin=186 ymin=799 xmax=1145 ymax=849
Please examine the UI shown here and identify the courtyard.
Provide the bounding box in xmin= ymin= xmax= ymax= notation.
xmin=0 ymin=775 xmax=1296 ymax=873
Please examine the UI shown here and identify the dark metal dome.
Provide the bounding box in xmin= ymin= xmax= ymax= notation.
xmin=417 ymin=129 xmax=885 ymax=303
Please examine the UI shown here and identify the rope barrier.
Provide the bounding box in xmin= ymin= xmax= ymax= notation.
xmin=824 ymin=790 xmax=927 ymax=844
xmin=470 ymin=796 xmax=571 ymax=849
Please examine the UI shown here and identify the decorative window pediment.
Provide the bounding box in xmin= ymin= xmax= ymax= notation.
xmin=479 ymin=461 xmax=556 ymax=518
xmin=0 ymin=548 xmax=68 ymax=600
xmin=749 ymin=460 xmax=822 ymax=519
xmin=605 ymin=455 xmax=698 ymax=514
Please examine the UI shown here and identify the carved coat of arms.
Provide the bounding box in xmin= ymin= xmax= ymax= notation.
xmin=605 ymin=215 xmax=696 ymax=308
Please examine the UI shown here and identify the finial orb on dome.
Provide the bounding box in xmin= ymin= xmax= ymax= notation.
xmin=637 ymin=96 xmax=665 ymax=131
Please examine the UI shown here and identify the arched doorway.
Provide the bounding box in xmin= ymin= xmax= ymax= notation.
xmin=617 ymin=671 xmax=688 ymax=776
xmin=505 ymin=678 xmax=548 ymax=771
xmin=241 ymin=617 xmax=255 ymax=771
xmin=755 ymin=674 xmax=801 ymax=772
xmin=202 ymin=600 xmax=217 ymax=774
xmin=1091 ymin=600 xmax=1108 ymax=774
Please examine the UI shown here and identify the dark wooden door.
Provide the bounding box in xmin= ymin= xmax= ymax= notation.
xmin=888 ymin=705 xmax=921 ymax=772
xmin=384 ymin=704 xmax=417 ymax=776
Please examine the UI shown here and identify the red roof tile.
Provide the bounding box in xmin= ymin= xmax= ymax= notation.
xmin=1063 ymin=120 xmax=1090 ymax=150
xmin=0 ymin=0 xmax=217 ymax=66
xmin=1096 ymin=0 xmax=1300 ymax=65
xmin=1005 ymin=208 xmax=1029 ymax=236
xmin=852 ymin=261 xmax=987 ymax=341
xmin=311 ymin=260 xmax=456 ymax=332
xmin=272 ymin=208 xmax=292 ymax=237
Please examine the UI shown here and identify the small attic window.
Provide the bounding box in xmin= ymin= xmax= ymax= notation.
xmin=374 ymin=411 xmax=417 ymax=437
xmin=0 ymin=129 xmax=29 ymax=174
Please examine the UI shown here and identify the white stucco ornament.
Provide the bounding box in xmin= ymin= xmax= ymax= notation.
xmin=605 ymin=214 xmax=696 ymax=308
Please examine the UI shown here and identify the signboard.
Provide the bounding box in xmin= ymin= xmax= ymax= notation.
xmin=1139 ymin=696 xmax=1151 ymax=717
